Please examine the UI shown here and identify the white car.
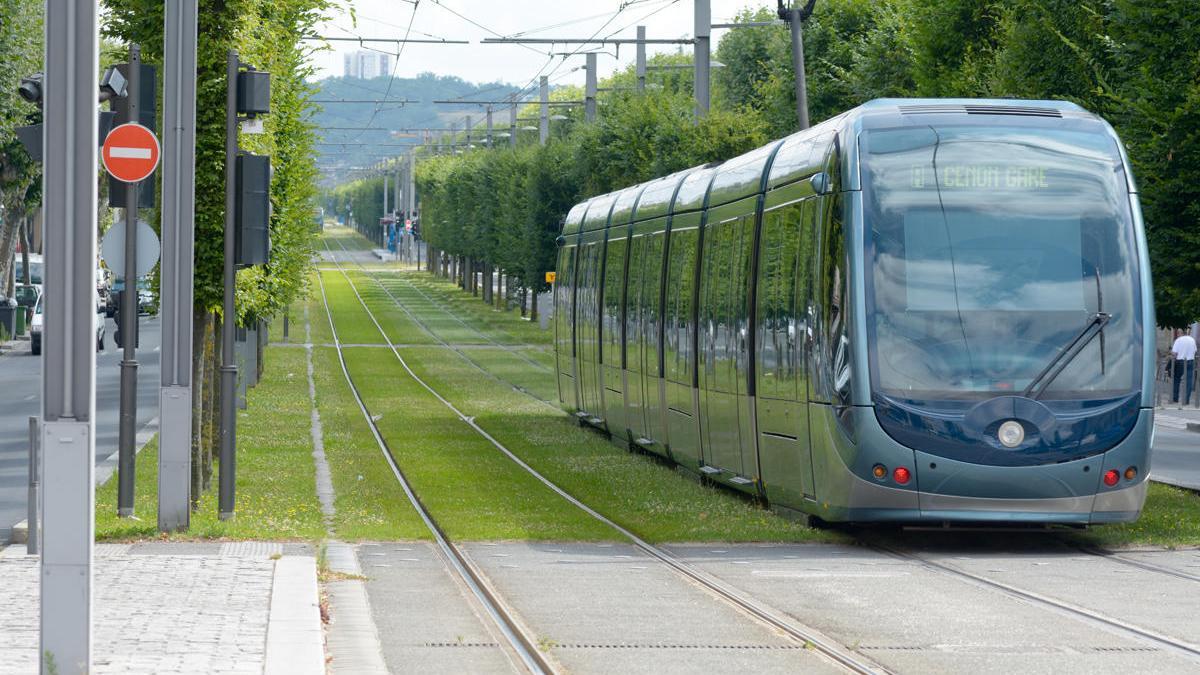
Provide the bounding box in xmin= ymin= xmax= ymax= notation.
xmin=31 ymin=290 xmax=105 ymax=356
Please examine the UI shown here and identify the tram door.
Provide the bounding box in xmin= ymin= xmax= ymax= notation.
xmin=600 ymin=225 xmax=629 ymax=436
xmin=575 ymin=231 xmax=606 ymax=422
xmin=554 ymin=243 xmax=579 ymax=411
xmin=698 ymin=197 xmax=759 ymax=479
xmin=625 ymin=219 xmax=669 ymax=455
xmin=754 ymin=189 xmax=817 ymax=504
xmin=662 ymin=214 xmax=702 ymax=467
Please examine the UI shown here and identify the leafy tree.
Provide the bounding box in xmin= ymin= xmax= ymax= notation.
xmin=0 ymin=0 xmax=43 ymax=293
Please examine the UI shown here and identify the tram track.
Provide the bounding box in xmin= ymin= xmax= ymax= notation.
xmin=315 ymin=271 xmax=554 ymax=675
xmin=873 ymin=544 xmax=1200 ymax=664
xmin=321 ymin=238 xmax=558 ymax=408
xmin=318 ymin=243 xmax=889 ymax=675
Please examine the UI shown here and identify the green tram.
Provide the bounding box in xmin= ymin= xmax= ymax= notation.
xmin=554 ymin=99 xmax=1156 ymax=524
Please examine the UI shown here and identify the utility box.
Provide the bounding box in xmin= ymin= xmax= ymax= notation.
xmin=235 ymin=153 xmax=271 ymax=266
xmin=237 ymin=70 xmax=271 ymax=116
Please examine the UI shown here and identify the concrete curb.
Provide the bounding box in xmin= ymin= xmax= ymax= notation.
xmin=324 ymin=541 xmax=389 ymax=674
xmin=265 ymin=555 xmax=325 ymax=675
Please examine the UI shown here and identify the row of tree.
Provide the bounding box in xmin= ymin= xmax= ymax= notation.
xmin=326 ymin=0 xmax=1198 ymax=327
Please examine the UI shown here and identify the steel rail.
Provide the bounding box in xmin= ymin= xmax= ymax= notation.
xmin=315 ymin=269 xmax=554 ymax=675
xmin=875 ymin=545 xmax=1200 ymax=664
xmin=1077 ymin=547 xmax=1200 ymax=584
xmin=327 ymin=235 xmax=555 ymax=379
xmin=321 ymin=239 xmax=887 ymax=675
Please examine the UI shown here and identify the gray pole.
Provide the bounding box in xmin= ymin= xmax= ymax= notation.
xmin=41 ymin=0 xmax=99 ymax=667
xmin=158 ymin=0 xmax=197 ymax=532
xmin=585 ymin=52 xmax=597 ymax=122
xmin=485 ymin=106 xmax=493 ymax=147
xmin=694 ymin=0 xmax=711 ymax=119
xmin=509 ymin=100 xmax=518 ymax=147
xmin=219 ymin=50 xmax=238 ymax=520
xmin=117 ymin=43 xmax=140 ymax=517
xmin=539 ymin=76 xmax=549 ymax=145
xmin=383 ymin=172 xmax=388 ymax=217
xmin=636 ymin=26 xmax=647 ymax=93
xmin=465 ymin=115 xmax=472 ymax=148
xmin=788 ymin=6 xmax=810 ymax=129
xmin=27 ymin=416 xmax=39 ymax=555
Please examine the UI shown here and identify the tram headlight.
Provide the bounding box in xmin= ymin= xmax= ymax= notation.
xmin=998 ymin=420 xmax=1025 ymax=448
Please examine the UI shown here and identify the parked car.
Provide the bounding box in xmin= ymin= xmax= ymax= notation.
xmin=31 ymin=290 xmax=105 ymax=355
xmin=109 ymin=276 xmax=154 ymax=316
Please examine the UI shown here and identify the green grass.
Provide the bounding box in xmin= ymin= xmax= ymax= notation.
xmin=1069 ymin=483 xmax=1200 ymax=548
xmin=401 ymin=272 xmax=554 ymax=347
xmin=398 ymin=345 xmax=832 ymax=543
xmin=305 ymin=275 xmax=336 ymax=346
xmin=311 ymin=346 xmax=431 ymax=540
xmin=95 ymin=346 xmax=326 ymax=541
xmin=319 ymin=270 xmax=388 ymax=344
xmin=342 ymin=347 xmax=614 ymax=540
xmin=322 ymin=225 xmax=375 ymax=251
xmin=346 ymin=271 xmax=438 ymax=345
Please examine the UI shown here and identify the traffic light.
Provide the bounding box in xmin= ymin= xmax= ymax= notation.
xmin=112 ymin=296 xmax=139 ymax=349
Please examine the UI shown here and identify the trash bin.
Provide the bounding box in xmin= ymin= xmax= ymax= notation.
xmin=0 ymin=299 xmax=17 ymax=339
xmin=13 ymin=307 xmax=25 ymax=336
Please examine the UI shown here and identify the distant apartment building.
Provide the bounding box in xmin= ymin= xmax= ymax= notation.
xmin=343 ymin=50 xmax=392 ymax=79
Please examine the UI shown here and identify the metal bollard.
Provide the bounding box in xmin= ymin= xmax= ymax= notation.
xmin=27 ymin=416 xmax=39 ymax=555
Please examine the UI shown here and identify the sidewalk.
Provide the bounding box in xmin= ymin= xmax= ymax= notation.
xmin=0 ymin=542 xmax=324 ymax=674
xmin=1154 ymin=405 xmax=1200 ymax=433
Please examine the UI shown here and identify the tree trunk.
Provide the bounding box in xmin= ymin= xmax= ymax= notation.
xmin=204 ymin=312 xmax=221 ymax=492
xmin=190 ymin=309 xmax=209 ymax=511
xmin=520 ymin=286 xmax=527 ymax=317
xmin=482 ymin=263 xmax=492 ymax=304
xmin=19 ymin=217 xmax=31 ymax=285
xmin=530 ymin=288 xmax=539 ymax=322
xmin=0 ymin=209 xmax=21 ymax=298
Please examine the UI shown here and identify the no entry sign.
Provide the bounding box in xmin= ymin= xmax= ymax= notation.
xmin=102 ymin=123 xmax=160 ymax=183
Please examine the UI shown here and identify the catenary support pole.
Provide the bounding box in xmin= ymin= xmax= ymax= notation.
xmin=41 ymin=0 xmax=99 ymax=668
xmin=694 ymin=0 xmax=711 ymax=119
xmin=787 ymin=4 xmax=811 ymax=129
xmin=539 ymin=76 xmax=549 ymax=145
xmin=585 ymin=52 xmax=597 ymax=122
xmin=219 ymin=50 xmax=238 ymax=520
xmin=117 ymin=43 xmax=141 ymax=518
xmin=486 ymin=106 xmax=493 ymax=147
xmin=465 ymin=115 xmax=472 ymax=148
xmin=509 ymin=101 xmax=517 ymax=147
xmin=636 ymin=26 xmax=647 ymax=93
xmin=158 ymin=0 xmax=197 ymax=532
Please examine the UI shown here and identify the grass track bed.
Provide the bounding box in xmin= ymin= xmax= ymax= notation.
xmin=95 ymin=347 xmax=325 ymax=540
xmin=340 ymin=347 xmax=614 ymax=541
xmin=320 ymin=270 xmax=388 ymax=344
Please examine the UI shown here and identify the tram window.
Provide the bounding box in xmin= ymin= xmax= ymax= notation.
xmin=555 ymin=247 xmax=575 ymax=356
xmin=757 ymin=201 xmax=805 ymax=401
xmin=602 ymin=236 xmax=627 ymax=365
xmin=820 ymin=194 xmax=852 ymax=410
xmin=664 ymin=228 xmax=698 ymax=384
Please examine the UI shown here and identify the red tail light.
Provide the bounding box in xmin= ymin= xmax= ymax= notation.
xmin=893 ymin=467 xmax=911 ymax=485
xmin=1103 ymin=469 xmax=1119 ymax=487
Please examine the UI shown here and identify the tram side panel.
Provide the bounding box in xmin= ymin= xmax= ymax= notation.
xmin=626 ymin=219 xmax=670 ymax=456
xmin=576 ymin=234 xmax=606 ymax=422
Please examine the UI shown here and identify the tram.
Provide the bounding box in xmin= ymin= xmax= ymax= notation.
xmin=553 ymin=98 xmax=1155 ymax=524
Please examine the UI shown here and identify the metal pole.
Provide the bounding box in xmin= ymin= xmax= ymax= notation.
xmin=585 ymin=53 xmax=597 ymax=122
xmin=694 ymin=0 xmax=711 ymax=119
xmin=383 ymin=172 xmax=389 ymax=217
xmin=41 ymin=0 xmax=99 ymax=667
xmin=219 ymin=50 xmax=238 ymax=520
xmin=27 ymin=416 xmax=39 ymax=555
xmin=485 ymin=106 xmax=493 ymax=147
xmin=465 ymin=115 xmax=472 ymax=147
xmin=509 ymin=101 xmax=517 ymax=147
xmin=539 ymin=76 xmax=549 ymax=145
xmin=788 ymin=7 xmax=810 ymax=129
xmin=636 ymin=26 xmax=647 ymax=93
xmin=117 ymin=43 xmax=140 ymax=518
xmin=158 ymin=0 xmax=197 ymax=532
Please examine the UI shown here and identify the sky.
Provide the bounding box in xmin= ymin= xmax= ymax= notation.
xmin=310 ymin=0 xmax=773 ymax=91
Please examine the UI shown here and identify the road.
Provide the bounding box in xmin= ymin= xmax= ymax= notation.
xmin=1151 ymin=427 xmax=1200 ymax=490
xmin=0 ymin=316 xmax=160 ymax=542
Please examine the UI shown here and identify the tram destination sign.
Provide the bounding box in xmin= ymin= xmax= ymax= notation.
xmin=910 ymin=163 xmax=1050 ymax=190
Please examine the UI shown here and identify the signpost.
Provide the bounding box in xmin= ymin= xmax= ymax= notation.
xmin=101 ymin=48 xmax=160 ymax=517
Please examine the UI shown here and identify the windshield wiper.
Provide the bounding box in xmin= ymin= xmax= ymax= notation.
xmin=1022 ymin=312 xmax=1111 ymax=400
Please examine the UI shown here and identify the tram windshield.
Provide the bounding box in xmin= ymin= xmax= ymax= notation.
xmin=861 ymin=123 xmax=1141 ymax=402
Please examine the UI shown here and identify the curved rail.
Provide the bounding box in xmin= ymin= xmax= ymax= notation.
xmin=318 ymin=245 xmax=888 ymax=675
xmin=316 ymin=271 xmax=554 ymax=675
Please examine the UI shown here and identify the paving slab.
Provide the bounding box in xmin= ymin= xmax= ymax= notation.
xmin=0 ymin=543 xmax=319 ymax=674
xmin=664 ymin=543 xmax=1200 ymax=674
xmin=461 ymin=541 xmax=844 ymax=675
xmin=357 ymin=541 xmax=521 ymax=674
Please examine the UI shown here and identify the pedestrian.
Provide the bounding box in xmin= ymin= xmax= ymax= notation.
xmin=1171 ymin=328 xmax=1197 ymax=406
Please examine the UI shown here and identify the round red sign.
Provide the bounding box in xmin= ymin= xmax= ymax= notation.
xmin=102 ymin=123 xmax=160 ymax=183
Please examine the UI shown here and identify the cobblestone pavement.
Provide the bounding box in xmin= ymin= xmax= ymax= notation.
xmin=0 ymin=543 xmax=312 ymax=675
